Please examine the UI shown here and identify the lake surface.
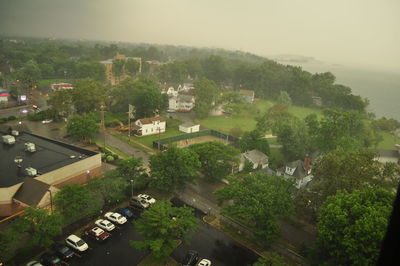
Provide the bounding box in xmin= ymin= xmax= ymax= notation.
xmin=278 ymin=60 xmax=400 ymax=120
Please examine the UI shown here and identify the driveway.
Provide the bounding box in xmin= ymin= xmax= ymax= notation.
xmin=97 ymin=132 xmax=151 ymax=166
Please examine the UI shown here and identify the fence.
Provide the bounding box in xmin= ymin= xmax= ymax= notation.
xmin=152 ymin=129 xmax=239 ymax=150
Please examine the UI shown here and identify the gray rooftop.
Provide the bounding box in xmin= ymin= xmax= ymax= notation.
xmin=180 ymin=122 xmax=198 ymax=128
xmin=0 ymin=131 xmax=97 ymax=188
xmin=13 ymin=178 xmax=50 ymax=206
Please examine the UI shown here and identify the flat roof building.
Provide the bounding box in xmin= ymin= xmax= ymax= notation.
xmin=0 ymin=130 xmax=102 ymax=216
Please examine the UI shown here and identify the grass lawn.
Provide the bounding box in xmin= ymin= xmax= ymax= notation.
xmin=376 ymin=131 xmax=400 ymax=149
xmin=196 ymin=99 xmax=322 ymax=134
xmin=38 ymin=79 xmax=66 ymax=89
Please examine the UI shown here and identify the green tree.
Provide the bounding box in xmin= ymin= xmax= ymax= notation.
xmin=16 ymin=59 xmax=42 ymax=89
xmin=125 ymin=58 xmax=140 ymax=76
xmin=110 ymin=77 xmax=137 ymax=113
xmin=149 ymin=146 xmax=201 ymax=192
xmin=273 ymin=117 xmax=310 ymax=160
xmin=112 ymin=59 xmax=125 ymax=82
xmin=47 ymin=89 xmax=72 ymax=119
xmin=131 ymin=201 xmax=198 ymax=259
xmin=316 ymin=188 xmax=394 ymax=265
xmin=75 ymin=61 xmax=105 ymax=81
xmin=86 ymin=176 xmax=127 ymax=206
xmin=117 ymin=157 xmax=148 ymax=183
xmin=133 ymin=78 xmax=163 ymax=117
xmin=252 ymin=253 xmax=289 ymax=266
xmin=256 ymin=104 xmax=293 ymax=133
xmin=189 ymin=142 xmax=239 ymax=181
xmin=239 ymin=129 xmax=270 ymax=155
xmin=71 ymin=78 xmax=105 ymax=113
xmin=12 ymin=207 xmax=63 ymax=248
xmin=276 ymin=91 xmax=292 ymax=106
xmin=67 ymin=114 xmax=99 ymax=141
xmin=54 ymin=184 xmax=102 ymax=224
xmin=194 ymin=78 xmax=219 ymax=118
xmin=215 ymin=173 xmax=294 ymax=243
xmin=0 ymin=228 xmax=21 ymax=260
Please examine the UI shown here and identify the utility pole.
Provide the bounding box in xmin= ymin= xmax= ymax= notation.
xmin=128 ymin=104 xmax=135 ymax=141
xmin=100 ymin=103 xmax=106 ymax=149
xmin=158 ymin=126 xmax=161 ymax=151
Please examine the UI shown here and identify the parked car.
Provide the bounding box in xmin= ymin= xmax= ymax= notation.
xmin=104 ymin=212 xmax=127 ymax=225
xmin=129 ymin=196 xmax=150 ymax=210
xmin=26 ymin=262 xmax=43 ymax=266
xmin=65 ymin=234 xmax=89 ymax=252
xmin=181 ymin=250 xmax=199 ymax=266
xmin=197 ymin=259 xmax=212 ymax=266
xmin=138 ymin=194 xmax=156 ymax=205
xmin=41 ymin=119 xmax=53 ymax=124
xmin=53 ymin=243 xmax=74 ymax=260
xmin=95 ymin=219 xmax=116 ymax=232
xmin=40 ymin=253 xmax=61 ymax=266
xmin=116 ymin=207 xmax=136 ymax=219
xmin=84 ymin=226 xmax=111 ymax=241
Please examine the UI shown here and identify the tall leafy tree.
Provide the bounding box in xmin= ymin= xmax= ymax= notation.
xmin=16 ymin=59 xmax=41 ymax=89
xmin=194 ymin=78 xmax=219 ymax=118
xmin=125 ymin=58 xmax=140 ymax=76
xmin=116 ymin=157 xmax=148 ymax=182
xmin=149 ymin=146 xmax=201 ymax=192
xmin=74 ymin=61 xmax=105 ymax=81
xmin=67 ymin=114 xmax=99 ymax=141
xmin=12 ymin=207 xmax=63 ymax=248
xmin=189 ymin=142 xmax=239 ymax=181
xmin=276 ymin=91 xmax=292 ymax=106
xmin=316 ymin=188 xmax=394 ymax=265
xmin=112 ymin=59 xmax=125 ymax=82
xmin=71 ymin=78 xmax=105 ymax=113
xmin=273 ymin=117 xmax=310 ymax=160
xmin=54 ymin=184 xmax=102 ymax=224
xmin=215 ymin=173 xmax=294 ymax=243
xmin=239 ymin=129 xmax=270 ymax=155
xmin=133 ymin=78 xmax=163 ymax=118
xmin=131 ymin=201 xmax=198 ymax=259
xmin=47 ymin=89 xmax=73 ymax=119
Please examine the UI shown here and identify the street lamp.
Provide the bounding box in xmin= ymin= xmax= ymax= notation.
xmin=130 ymin=179 xmax=134 ymax=198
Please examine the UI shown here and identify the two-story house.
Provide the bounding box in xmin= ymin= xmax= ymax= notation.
xmin=276 ymin=158 xmax=313 ymax=188
xmin=132 ymin=116 xmax=166 ymax=136
xmin=168 ymin=94 xmax=195 ymax=112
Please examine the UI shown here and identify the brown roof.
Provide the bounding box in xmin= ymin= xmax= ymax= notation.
xmin=138 ymin=116 xmax=166 ymax=125
xmin=239 ymin=90 xmax=255 ymax=96
xmin=13 ymin=178 xmax=50 ymax=206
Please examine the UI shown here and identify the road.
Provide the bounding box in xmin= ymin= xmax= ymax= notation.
xmin=0 ymin=89 xmax=48 ymax=118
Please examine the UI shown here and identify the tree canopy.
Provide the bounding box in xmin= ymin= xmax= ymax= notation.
xmin=189 ymin=142 xmax=240 ymax=181
xmin=215 ymin=173 xmax=294 ymax=243
xmin=67 ymin=114 xmax=99 ymax=141
xmin=316 ymin=187 xmax=394 ymax=265
xmin=131 ymin=201 xmax=198 ymax=258
xmin=71 ymin=78 xmax=105 ymax=113
xmin=149 ymin=146 xmax=201 ymax=192
xmin=194 ymin=78 xmax=219 ymax=118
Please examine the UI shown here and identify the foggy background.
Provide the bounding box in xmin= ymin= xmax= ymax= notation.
xmin=1 ymin=0 xmax=399 ymax=72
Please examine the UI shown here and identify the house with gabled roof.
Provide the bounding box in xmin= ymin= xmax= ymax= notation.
xmin=276 ymin=158 xmax=313 ymax=188
xmin=132 ymin=116 xmax=166 ymax=136
xmin=239 ymin=149 xmax=269 ymax=171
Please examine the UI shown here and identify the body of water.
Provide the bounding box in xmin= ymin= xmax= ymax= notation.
xmin=278 ymin=60 xmax=400 ymax=120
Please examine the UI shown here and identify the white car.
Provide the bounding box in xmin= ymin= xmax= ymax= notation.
xmin=26 ymin=262 xmax=43 ymax=266
xmin=197 ymin=259 xmax=212 ymax=266
xmin=95 ymin=219 xmax=116 ymax=232
xmin=65 ymin=234 xmax=88 ymax=252
xmin=138 ymin=194 xmax=156 ymax=205
xmin=42 ymin=119 xmax=53 ymax=124
xmin=104 ymin=212 xmax=127 ymax=225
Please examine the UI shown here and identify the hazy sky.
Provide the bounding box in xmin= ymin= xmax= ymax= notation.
xmin=1 ymin=0 xmax=399 ymax=72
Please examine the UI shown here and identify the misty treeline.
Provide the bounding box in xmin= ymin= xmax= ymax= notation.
xmin=1 ymin=38 xmax=365 ymax=112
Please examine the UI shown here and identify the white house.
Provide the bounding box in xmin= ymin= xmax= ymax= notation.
xmin=168 ymin=94 xmax=195 ymax=112
xmin=179 ymin=122 xmax=200 ymax=133
xmin=132 ymin=116 xmax=166 ymax=136
xmin=51 ymin=83 xmax=74 ymax=91
xmin=239 ymin=90 xmax=255 ymax=104
xmin=239 ymin=149 xmax=269 ymax=171
xmin=276 ymin=158 xmax=313 ymax=189
xmin=0 ymin=89 xmax=10 ymax=103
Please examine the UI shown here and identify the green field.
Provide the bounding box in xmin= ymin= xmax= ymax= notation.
xmin=196 ymin=99 xmax=322 ymax=133
xmin=377 ymin=131 xmax=400 ymax=149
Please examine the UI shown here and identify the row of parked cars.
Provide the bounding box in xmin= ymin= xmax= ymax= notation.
xmin=26 ymin=194 xmax=156 ymax=266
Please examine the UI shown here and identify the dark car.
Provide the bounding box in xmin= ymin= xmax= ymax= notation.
xmin=181 ymin=250 xmax=199 ymax=266
xmin=116 ymin=207 xmax=136 ymax=219
xmin=84 ymin=226 xmax=111 ymax=242
xmin=53 ymin=243 xmax=74 ymax=260
xmin=40 ymin=253 xmax=61 ymax=266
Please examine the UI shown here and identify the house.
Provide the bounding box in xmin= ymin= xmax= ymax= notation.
xmin=168 ymin=94 xmax=195 ymax=112
xmin=239 ymin=90 xmax=255 ymax=104
xmin=179 ymin=122 xmax=200 ymax=133
xmin=374 ymin=145 xmax=400 ymax=164
xmin=276 ymin=158 xmax=313 ymax=188
xmin=132 ymin=116 xmax=166 ymax=136
xmin=0 ymin=89 xmax=10 ymax=103
xmin=312 ymin=96 xmax=323 ymax=107
xmin=51 ymin=83 xmax=74 ymax=91
xmin=239 ymin=149 xmax=269 ymax=171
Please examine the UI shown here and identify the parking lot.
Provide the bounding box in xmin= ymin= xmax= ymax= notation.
xmin=37 ymin=198 xmax=259 ymax=266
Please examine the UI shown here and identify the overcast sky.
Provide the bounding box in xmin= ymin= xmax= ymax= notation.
xmin=1 ymin=0 xmax=399 ymax=72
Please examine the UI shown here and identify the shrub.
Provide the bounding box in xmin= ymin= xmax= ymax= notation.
xmin=7 ymin=115 xmax=16 ymax=121
xmin=106 ymin=155 xmax=114 ymax=162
